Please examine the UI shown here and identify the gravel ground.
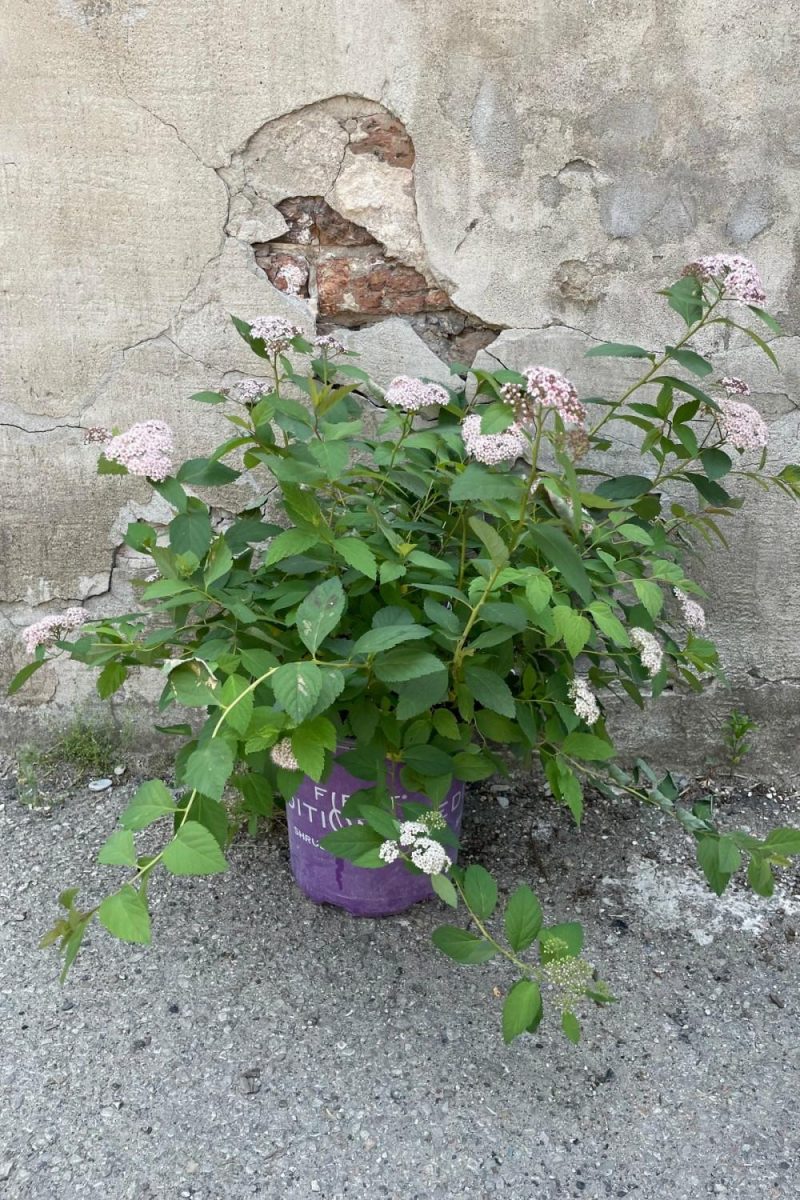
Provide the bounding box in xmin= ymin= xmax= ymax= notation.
xmin=1 ymin=770 xmax=799 ymax=1200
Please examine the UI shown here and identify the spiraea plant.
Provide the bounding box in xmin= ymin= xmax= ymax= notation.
xmin=12 ymin=257 xmax=800 ymax=1045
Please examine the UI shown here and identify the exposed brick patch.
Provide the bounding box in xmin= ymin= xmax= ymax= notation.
xmin=317 ymin=254 xmax=449 ymax=320
xmin=348 ymin=114 xmax=415 ymax=168
xmin=261 ymin=251 xmax=310 ymax=297
xmin=272 ymin=196 xmax=374 ymax=247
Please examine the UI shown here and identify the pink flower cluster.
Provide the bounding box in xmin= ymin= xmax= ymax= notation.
xmin=683 ymin=254 xmax=766 ymax=305
xmin=516 ymin=366 xmax=587 ymax=427
xmin=384 ymin=376 xmax=450 ymax=412
xmin=234 ymin=378 xmax=270 ymax=404
xmin=461 ymin=413 xmax=526 ymax=464
xmin=22 ymin=607 xmax=90 ymax=654
xmin=717 ymin=397 xmax=768 ymax=451
xmin=248 ymin=316 xmax=301 ymax=355
xmin=721 ymin=376 xmax=751 ymax=397
xmin=673 ymin=588 xmax=706 ymax=633
xmin=104 ymin=421 xmax=175 ymax=481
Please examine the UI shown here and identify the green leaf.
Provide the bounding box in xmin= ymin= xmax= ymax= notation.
xmin=190 ymin=390 xmax=229 ymax=404
xmin=352 ymin=624 xmax=430 ymax=656
xmin=432 ymin=709 xmax=460 ymax=740
xmin=182 ymin=740 xmax=236 ymax=801
xmin=191 ymin=795 xmax=230 ymax=848
xmin=561 ymin=732 xmax=615 ymax=762
xmin=402 ymin=743 xmax=453 ymax=777
xmin=431 ymin=926 xmax=497 ymax=964
xmin=97 ymin=453 xmax=129 ymax=476
xmin=432 ymin=872 xmax=458 ymax=907
xmin=97 ymin=829 xmax=137 ymax=867
xmin=539 ymin=921 xmax=584 ymax=960
xmin=663 ymin=276 xmax=703 ymax=325
xmin=747 ymin=856 xmax=775 ymax=897
xmin=502 ymin=979 xmax=543 ymax=1044
xmin=170 ymin=508 xmax=212 ymax=559
xmin=666 ymin=346 xmax=713 ymax=377
xmin=120 ymin=779 xmax=177 ymax=830
xmin=587 ymin=601 xmax=630 ymax=647
xmin=696 ymin=835 xmax=734 ymax=896
xmin=762 ymin=827 xmax=800 ymax=856
xmin=176 ymin=457 xmax=240 ymax=486
xmin=594 ymin=475 xmax=653 ymax=501
xmin=632 ymin=578 xmax=663 ymax=618
xmin=95 ymin=662 xmax=127 ymax=699
xmin=218 ymin=675 xmax=254 ymax=736
xmin=335 ymin=537 xmax=378 ymax=580
xmin=162 ymin=821 xmax=229 ymax=875
xmin=265 ymin=527 xmax=320 ymax=566
xmin=7 ymin=659 xmax=47 ymax=696
xmin=699 ymin=448 xmax=732 ymax=480
xmin=504 ymin=885 xmax=543 ymax=952
xmin=585 ymin=342 xmax=652 ymax=359
xmin=98 ymin=885 xmax=151 ymax=944
xmin=204 ymin=537 xmax=234 ymax=587
xmin=272 ymin=662 xmax=323 ymax=724
xmin=358 ymin=804 xmax=400 ymax=841
xmin=464 ymin=666 xmax=516 ymax=719
xmin=561 ymin=1011 xmax=581 ymax=1044
xmin=373 ymin=649 xmax=445 ymax=684
xmin=524 ymin=571 xmax=553 ymax=612
xmin=552 ymin=607 xmax=592 ymax=657
xmin=450 ymin=464 xmax=522 ymax=503
xmin=463 ymin=864 xmax=497 ymax=919
xmin=527 ymin=526 xmax=592 ymax=603
xmin=452 ymin=750 xmax=498 ymax=781
xmin=319 ymin=824 xmax=385 ymax=866
xmin=468 ymin=516 xmax=509 ymax=568
xmin=291 ymin=715 xmax=337 ymax=781
xmin=295 ymin=577 xmax=346 ymax=653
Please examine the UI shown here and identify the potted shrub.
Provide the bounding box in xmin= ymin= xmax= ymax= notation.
xmin=13 ymin=257 xmax=800 ymax=1045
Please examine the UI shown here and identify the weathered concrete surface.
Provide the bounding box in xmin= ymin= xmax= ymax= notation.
xmin=3 ymin=0 xmax=800 ymax=773
xmin=1 ymin=773 xmax=799 ymax=1197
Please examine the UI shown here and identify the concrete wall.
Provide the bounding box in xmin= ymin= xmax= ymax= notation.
xmin=3 ymin=0 xmax=800 ymax=776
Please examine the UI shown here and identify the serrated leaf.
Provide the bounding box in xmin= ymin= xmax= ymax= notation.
xmin=373 ymin=649 xmax=444 ymax=684
xmin=353 ymin=624 xmax=430 ymax=656
xmin=561 ymin=732 xmax=615 ymax=762
xmin=464 ymin=666 xmax=516 ymax=719
xmin=561 ymin=1011 xmax=581 ymax=1044
xmin=762 ymin=827 xmax=800 ymax=856
xmin=525 ymin=571 xmax=553 ymax=612
xmin=272 ymin=662 xmax=323 ymax=724
xmin=98 ymin=886 xmax=151 ymax=944
xmin=169 ymin=508 xmax=212 ymax=559
xmin=97 ymin=829 xmax=137 ymax=867
xmin=666 ymin=346 xmax=713 ymax=377
xmin=205 ymin=537 xmax=234 ymax=586
xmin=291 ymin=715 xmax=337 ymax=781
xmin=552 ymin=607 xmax=592 ymax=657
xmin=265 ymin=527 xmax=320 ymax=565
xmin=335 ymin=537 xmax=378 ymax=579
xmin=177 ymin=457 xmax=240 ymax=486
xmin=120 ymin=779 xmax=177 ymax=830
xmin=358 ymin=804 xmax=400 ymax=841
xmin=504 ymin=885 xmax=543 ymax=952
xmin=539 ymin=921 xmax=584 ymax=960
xmin=97 ymin=662 xmax=128 ymax=699
xmin=450 ymin=464 xmax=522 ymax=503
xmin=218 ymin=675 xmax=254 ymax=736
xmin=182 ymin=739 xmax=235 ymax=801
xmin=295 ymin=577 xmax=346 ymax=653
xmin=7 ymin=659 xmax=47 ymax=696
xmin=319 ymin=824 xmax=385 ymax=866
xmin=502 ymin=979 xmax=543 ymax=1044
xmin=585 ymin=342 xmax=652 ymax=359
xmin=162 ymin=821 xmax=229 ymax=875
xmin=632 ymin=578 xmax=664 ymax=618
xmin=431 ymin=926 xmax=497 ymax=964
xmin=468 ymin=516 xmax=509 ymax=568
xmin=463 ymin=864 xmax=497 ymax=919
xmin=528 ymin=526 xmax=592 ymax=603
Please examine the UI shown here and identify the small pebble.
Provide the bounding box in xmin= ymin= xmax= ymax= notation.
xmin=88 ymin=778 xmax=112 ymax=792
xmin=769 ymin=992 xmax=785 ymax=1009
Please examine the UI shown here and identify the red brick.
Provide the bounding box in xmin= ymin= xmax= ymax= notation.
xmin=349 ymin=115 xmax=415 ymax=169
xmin=316 ymin=253 xmax=450 ymax=319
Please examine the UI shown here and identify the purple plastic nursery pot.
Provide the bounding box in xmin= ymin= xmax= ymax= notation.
xmin=286 ymin=756 xmax=465 ymax=917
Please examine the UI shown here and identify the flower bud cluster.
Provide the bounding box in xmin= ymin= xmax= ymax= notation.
xmin=683 ymin=254 xmax=766 ymax=305
xmin=270 ymin=738 xmax=300 ymax=771
xmin=23 ymin=607 xmax=90 ymax=654
xmin=384 ymin=376 xmax=450 ymax=412
xmin=673 ymin=587 xmax=706 ymax=633
xmin=460 ymin=413 xmax=526 ymax=464
xmin=104 ymin=420 xmax=174 ymax=481
xmin=249 ymin=316 xmax=302 ymax=355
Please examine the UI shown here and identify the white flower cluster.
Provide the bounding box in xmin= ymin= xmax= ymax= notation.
xmin=379 ymin=820 xmax=451 ymax=876
xmin=105 ymin=420 xmax=174 ymax=481
xmin=717 ymin=397 xmax=769 ymax=451
xmin=270 ymin=737 xmax=299 ymax=770
xmin=234 ymin=378 xmax=271 ymax=405
xmin=520 ymin=366 xmax=587 ymax=427
xmin=248 ymin=316 xmax=301 ymax=355
xmin=22 ymin=607 xmax=90 ymax=654
xmin=629 ymin=627 xmax=663 ymax=677
xmin=683 ymin=254 xmax=766 ymax=305
xmin=314 ymin=334 xmax=347 ymax=356
xmin=461 ymin=413 xmax=526 ymax=465
xmin=543 ymin=955 xmax=594 ymax=1009
xmin=568 ymin=677 xmax=600 ymax=725
xmin=673 ymin=587 xmax=706 ymax=633
xmin=384 ymin=375 xmax=450 ymax=412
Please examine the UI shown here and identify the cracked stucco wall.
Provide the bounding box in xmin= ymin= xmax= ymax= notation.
xmin=2 ymin=0 xmax=800 ymax=777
